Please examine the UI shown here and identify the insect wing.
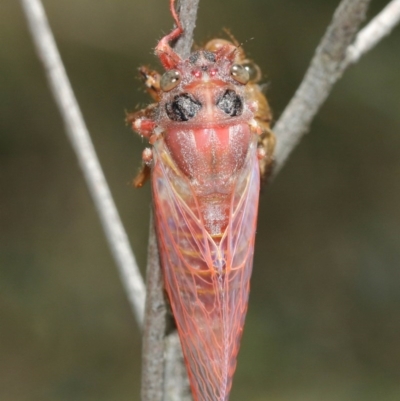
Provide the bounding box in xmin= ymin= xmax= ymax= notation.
xmin=152 ymin=138 xmax=260 ymax=401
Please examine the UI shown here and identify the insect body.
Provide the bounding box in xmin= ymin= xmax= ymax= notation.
xmin=128 ymin=1 xmax=275 ymax=400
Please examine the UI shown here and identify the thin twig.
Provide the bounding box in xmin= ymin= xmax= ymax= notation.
xmin=174 ymin=0 xmax=201 ymax=58
xmin=164 ymin=1 xmax=200 ymax=394
xmin=345 ymin=0 xmax=400 ymax=65
xmin=19 ymin=0 xmax=146 ymax=327
xmin=141 ymin=214 xmax=167 ymax=401
xmin=164 ymin=332 xmax=193 ymax=401
xmin=142 ymin=1 xmax=198 ymax=400
xmin=273 ymin=0 xmax=371 ymax=175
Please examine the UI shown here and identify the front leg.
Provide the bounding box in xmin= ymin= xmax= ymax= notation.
xmin=126 ymin=103 xmax=159 ymax=187
xmin=133 ymin=148 xmax=153 ymax=188
xmin=126 ymin=103 xmax=158 ymax=139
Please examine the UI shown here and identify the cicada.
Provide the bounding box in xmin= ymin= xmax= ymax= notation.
xmin=127 ymin=1 xmax=275 ymax=400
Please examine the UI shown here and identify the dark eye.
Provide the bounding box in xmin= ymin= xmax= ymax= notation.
xmin=165 ymin=93 xmax=202 ymax=121
xmin=216 ymin=89 xmax=243 ymax=117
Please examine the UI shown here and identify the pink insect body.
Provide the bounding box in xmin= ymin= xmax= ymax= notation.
xmin=152 ymin=130 xmax=260 ymax=400
xmin=129 ymin=1 xmax=275 ymax=399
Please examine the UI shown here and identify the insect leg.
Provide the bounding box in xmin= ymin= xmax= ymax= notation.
xmin=126 ymin=104 xmax=158 ymax=188
xmin=133 ymin=148 xmax=153 ymax=188
xmin=155 ymin=0 xmax=183 ymax=69
xmin=126 ymin=103 xmax=157 ymax=138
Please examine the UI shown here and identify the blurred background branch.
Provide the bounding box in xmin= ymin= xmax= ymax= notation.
xmin=274 ymin=0 xmax=400 ymax=175
xmin=345 ymin=0 xmax=400 ymax=65
xmin=273 ymin=0 xmax=371 ymax=174
xmin=19 ymin=0 xmax=146 ymax=327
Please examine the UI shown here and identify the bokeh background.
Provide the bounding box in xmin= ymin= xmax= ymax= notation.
xmin=1 ymin=0 xmax=400 ymax=400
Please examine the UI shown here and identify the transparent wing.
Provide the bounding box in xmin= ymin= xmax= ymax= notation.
xmin=152 ymin=138 xmax=260 ymax=401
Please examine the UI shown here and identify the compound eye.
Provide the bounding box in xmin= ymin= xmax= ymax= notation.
xmin=216 ymin=89 xmax=243 ymax=117
xmin=230 ymin=64 xmax=250 ymax=85
xmin=241 ymin=62 xmax=262 ymax=82
xmin=165 ymin=93 xmax=202 ymax=121
xmin=160 ymin=70 xmax=181 ymax=92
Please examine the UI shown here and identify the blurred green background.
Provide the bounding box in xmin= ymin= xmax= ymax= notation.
xmin=1 ymin=0 xmax=400 ymax=400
